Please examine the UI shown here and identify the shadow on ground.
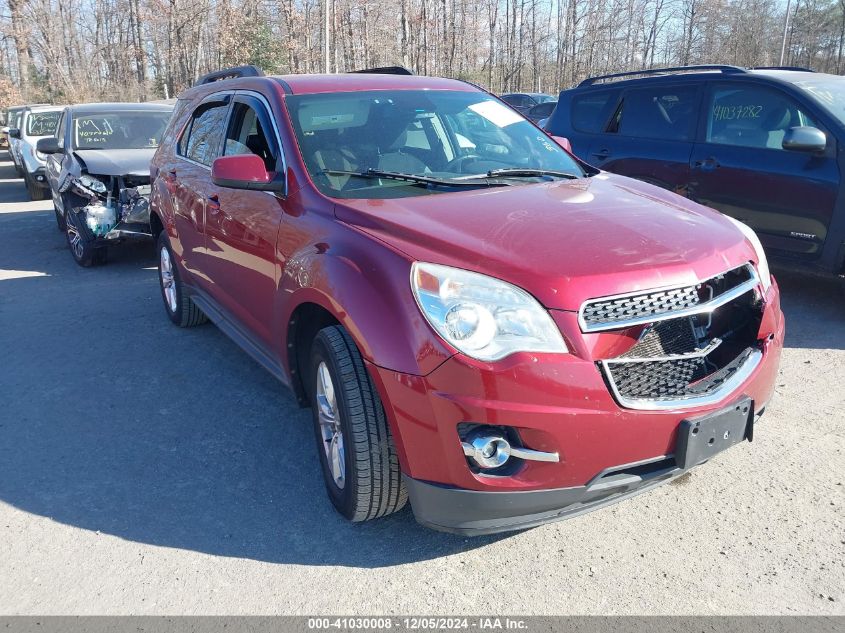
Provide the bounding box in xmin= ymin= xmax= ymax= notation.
xmin=0 ymin=162 xmax=842 ymax=568
xmin=0 ymin=203 xmax=505 ymax=568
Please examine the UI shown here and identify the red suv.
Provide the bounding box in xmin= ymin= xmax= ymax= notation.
xmin=150 ymin=66 xmax=785 ymax=535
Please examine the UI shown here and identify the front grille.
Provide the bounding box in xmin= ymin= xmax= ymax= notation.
xmin=589 ymin=265 xmax=764 ymax=409
xmin=580 ymin=265 xmax=756 ymax=331
xmin=582 ymin=286 xmax=700 ymax=329
xmin=606 ymin=356 xmax=708 ymax=399
xmin=620 ymin=318 xmax=698 ymax=359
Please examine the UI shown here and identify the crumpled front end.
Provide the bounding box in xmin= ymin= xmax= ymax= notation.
xmin=61 ymin=172 xmax=153 ymax=242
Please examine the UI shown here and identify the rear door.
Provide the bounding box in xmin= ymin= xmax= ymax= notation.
xmin=171 ymin=94 xmax=232 ymax=282
xmin=689 ymin=81 xmax=839 ymax=261
xmin=204 ymin=92 xmax=286 ymax=347
xmin=588 ymin=82 xmax=702 ymax=194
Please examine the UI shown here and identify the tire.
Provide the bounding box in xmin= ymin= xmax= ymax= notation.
xmin=24 ymin=172 xmax=49 ymax=201
xmin=65 ymin=210 xmax=106 ymax=267
xmin=157 ymin=232 xmax=207 ymax=327
xmin=308 ymin=326 xmax=407 ymax=522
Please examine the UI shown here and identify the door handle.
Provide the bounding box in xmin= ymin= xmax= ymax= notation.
xmin=693 ymin=157 xmax=720 ymax=171
xmin=207 ymin=194 xmax=220 ymax=212
xmin=592 ymin=148 xmax=611 ymax=160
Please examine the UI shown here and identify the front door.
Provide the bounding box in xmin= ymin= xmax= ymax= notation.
xmin=689 ymin=82 xmax=840 ymax=261
xmin=204 ymin=93 xmax=286 ymax=347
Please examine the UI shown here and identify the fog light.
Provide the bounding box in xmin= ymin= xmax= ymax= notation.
xmin=36 ymin=175 xmax=45 ymax=181
xmin=462 ymin=435 xmax=511 ymax=469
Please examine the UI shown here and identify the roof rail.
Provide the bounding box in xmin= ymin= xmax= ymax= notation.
xmin=750 ymin=66 xmax=815 ymax=72
xmin=349 ymin=66 xmax=414 ymax=76
xmin=578 ymin=65 xmax=747 ymax=87
xmin=194 ymin=65 xmax=265 ymax=86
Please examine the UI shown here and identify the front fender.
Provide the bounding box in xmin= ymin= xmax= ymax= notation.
xmin=277 ymin=229 xmax=454 ymax=378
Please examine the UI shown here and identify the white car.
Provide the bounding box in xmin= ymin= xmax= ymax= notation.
xmin=10 ymin=105 xmax=62 ymax=200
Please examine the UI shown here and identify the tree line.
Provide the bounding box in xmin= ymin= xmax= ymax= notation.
xmin=0 ymin=0 xmax=843 ymax=106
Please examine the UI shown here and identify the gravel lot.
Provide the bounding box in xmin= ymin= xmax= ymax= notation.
xmin=0 ymin=156 xmax=843 ymax=616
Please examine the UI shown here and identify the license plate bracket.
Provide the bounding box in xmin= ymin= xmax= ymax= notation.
xmin=675 ymin=397 xmax=754 ymax=470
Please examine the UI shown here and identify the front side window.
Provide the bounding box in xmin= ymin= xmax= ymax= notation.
xmin=26 ymin=111 xmax=61 ymax=137
xmin=612 ymin=85 xmax=698 ymax=141
xmin=181 ymin=102 xmax=229 ymax=165
xmin=706 ymin=84 xmax=819 ymax=150
xmin=223 ymin=100 xmax=279 ymax=172
xmin=73 ymin=110 xmax=172 ymax=150
xmin=287 ymin=90 xmax=586 ymax=199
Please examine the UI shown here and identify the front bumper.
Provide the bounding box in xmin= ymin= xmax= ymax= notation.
xmin=27 ymin=167 xmax=49 ymax=189
xmin=369 ymin=280 xmax=784 ymax=534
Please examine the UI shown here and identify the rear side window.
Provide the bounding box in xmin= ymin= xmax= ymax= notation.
xmin=612 ymin=85 xmax=699 ymax=141
xmin=571 ymin=91 xmax=617 ymax=133
xmin=180 ymin=101 xmax=229 ymax=166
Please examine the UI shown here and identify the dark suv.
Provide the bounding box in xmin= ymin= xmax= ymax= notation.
xmin=149 ymin=66 xmax=783 ymax=535
xmin=544 ymin=65 xmax=845 ymax=279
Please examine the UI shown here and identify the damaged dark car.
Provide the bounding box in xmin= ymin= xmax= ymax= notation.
xmin=38 ymin=102 xmax=174 ymax=266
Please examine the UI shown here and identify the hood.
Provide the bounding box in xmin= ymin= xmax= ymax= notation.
xmin=73 ymin=149 xmax=156 ymax=177
xmin=336 ymin=173 xmax=755 ymax=311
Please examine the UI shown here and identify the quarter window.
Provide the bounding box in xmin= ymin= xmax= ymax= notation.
xmin=612 ymin=86 xmax=698 ymax=141
xmin=706 ymin=85 xmax=819 ymax=150
xmin=180 ymin=101 xmax=229 ymax=166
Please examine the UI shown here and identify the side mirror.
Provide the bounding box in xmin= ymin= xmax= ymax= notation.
xmin=782 ymin=126 xmax=826 ymax=153
xmin=36 ymin=137 xmax=62 ymax=154
xmin=551 ymin=135 xmax=572 ymax=153
xmin=8 ymin=128 xmax=21 ymax=139
xmin=211 ymin=154 xmax=285 ymax=193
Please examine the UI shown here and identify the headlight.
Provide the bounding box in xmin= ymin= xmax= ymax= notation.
xmin=78 ymin=175 xmax=108 ymax=195
xmin=726 ymin=217 xmax=772 ymax=293
xmin=411 ymin=262 xmax=568 ymax=361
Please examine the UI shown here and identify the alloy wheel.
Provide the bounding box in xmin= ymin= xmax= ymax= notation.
xmin=159 ymin=246 xmax=178 ymax=313
xmin=316 ymin=361 xmax=345 ymax=489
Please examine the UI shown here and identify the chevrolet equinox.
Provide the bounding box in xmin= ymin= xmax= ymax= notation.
xmin=149 ymin=65 xmax=785 ymax=535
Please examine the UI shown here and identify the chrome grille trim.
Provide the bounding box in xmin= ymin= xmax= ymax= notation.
xmin=578 ymin=265 xmax=759 ymax=333
xmin=601 ymin=348 xmax=762 ymax=411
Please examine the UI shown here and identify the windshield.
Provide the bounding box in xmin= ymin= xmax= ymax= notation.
xmin=73 ymin=110 xmax=172 ymax=150
xmin=287 ymin=90 xmax=585 ymax=199
xmin=535 ymin=95 xmax=556 ymax=104
xmin=794 ymin=77 xmax=845 ymax=126
xmin=26 ymin=111 xmax=61 ymax=137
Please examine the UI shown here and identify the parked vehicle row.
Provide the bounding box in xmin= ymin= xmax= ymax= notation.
xmin=8 ymin=65 xmax=789 ymax=535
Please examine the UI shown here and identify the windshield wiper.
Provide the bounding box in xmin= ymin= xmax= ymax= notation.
xmin=319 ymin=168 xmax=508 ymax=188
xmin=482 ymin=168 xmax=581 ymax=180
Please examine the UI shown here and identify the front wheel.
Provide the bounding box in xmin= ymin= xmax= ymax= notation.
xmin=308 ymin=326 xmax=407 ymax=522
xmin=65 ymin=211 xmax=106 ymax=267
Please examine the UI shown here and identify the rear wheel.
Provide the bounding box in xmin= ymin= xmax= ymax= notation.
xmin=157 ymin=232 xmax=207 ymax=327
xmin=308 ymin=326 xmax=407 ymax=522
xmin=65 ymin=210 xmax=106 ymax=267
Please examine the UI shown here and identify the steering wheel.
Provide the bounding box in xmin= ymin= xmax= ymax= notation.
xmin=444 ymin=154 xmax=483 ymax=173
